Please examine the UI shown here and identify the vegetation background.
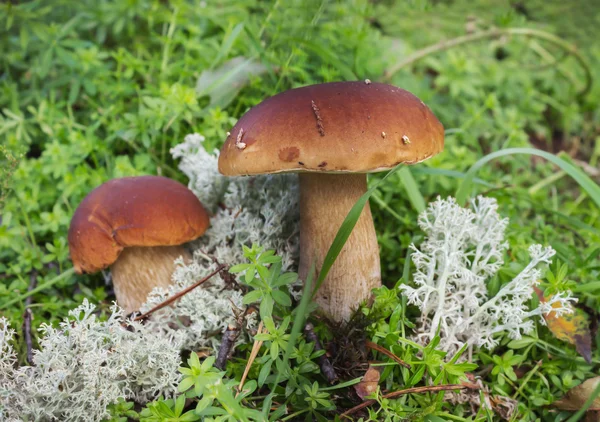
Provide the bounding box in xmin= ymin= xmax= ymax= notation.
xmin=1 ymin=0 xmax=600 ymax=420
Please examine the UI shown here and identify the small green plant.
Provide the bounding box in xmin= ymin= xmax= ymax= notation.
xmin=230 ymin=244 xmax=297 ymax=320
xmin=140 ymin=395 xmax=200 ymax=422
xmin=105 ymin=399 xmax=139 ymax=422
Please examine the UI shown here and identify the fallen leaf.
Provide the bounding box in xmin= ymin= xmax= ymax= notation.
xmin=553 ymin=377 xmax=600 ymax=411
xmin=355 ymin=366 xmax=380 ymax=400
xmin=196 ymin=56 xmax=268 ymax=109
xmin=534 ymin=287 xmax=592 ymax=363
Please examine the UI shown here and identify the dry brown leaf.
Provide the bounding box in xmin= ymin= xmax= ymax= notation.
xmin=355 ymin=366 xmax=380 ymax=400
xmin=553 ymin=377 xmax=600 ymax=411
xmin=534 ymin=287 xmax=592 ymax=363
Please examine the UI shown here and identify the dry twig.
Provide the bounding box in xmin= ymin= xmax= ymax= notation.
xmin=341 ymin=383 xmax=480 ymax=419
xmin=215 ymin=324 xmax=240 ymax=370
xmin=237 ymin=321 xmax=265 ymax=397
xmin=22 ymin=271 xmax=38 ymax=365
xmin=304 ymin=322 xmax=338 ymax=384
xmin=365 ymin=340 xmax=411 ymax=369
xmin=133 ymin=265 xmax=225 ymax=322
xmin=383 ymin=28 xmax=592 ymax=98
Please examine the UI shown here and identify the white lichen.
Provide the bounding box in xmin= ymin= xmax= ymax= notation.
xmin=0 ymin=301 xmax=182 ymax=422
xmin=145 ymin=134 xmax=300 ymax=351
xmin=400 ymin=196 xmax=575 ymax=355
xmin=0 ymin=318 xmax=26 ymax=421
xmin=171 ymin=133 xmax=299 ymax=271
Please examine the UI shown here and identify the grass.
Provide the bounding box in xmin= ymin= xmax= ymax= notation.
xmin=1 ymin=0 xmax=600 ymax=420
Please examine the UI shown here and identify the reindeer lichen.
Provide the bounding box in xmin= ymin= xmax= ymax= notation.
xmin=400 ymin=196 xmax=575 ymax=355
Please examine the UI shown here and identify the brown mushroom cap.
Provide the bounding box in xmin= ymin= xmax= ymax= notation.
xmin=218 ymin=81 xmax=444 ymax=176
xmin=68 ymin=176 xmax=209 ymax=274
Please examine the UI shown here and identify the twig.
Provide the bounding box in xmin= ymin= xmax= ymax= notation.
xmin=383 ymin=27 xmax=592 ymax=98
xmin=304 ymin=322 xmax=338 ymax=384
xmin=340 ymin=383 xmax=479 ymax=419
xmin=237 ymin=321 xmax=265 ymax=397
xmin=215 ymin=304 xmax=251 ymax=370
xmin=22 ymin=271 xmax=38 ymax=365
xmin=215 ymin=324 xmax=240 ymax=370
xmin=133 ymin=265 xmax=225 ymax=322
xmin=574 ymin=158 xmax=600 ymax=178
xmin=365 ymin=340 xmax=411 ymax=369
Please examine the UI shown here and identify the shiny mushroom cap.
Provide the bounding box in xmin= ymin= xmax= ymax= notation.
xmin=68 ymin=176 xmax=209 ymax=273
xmin=218 ymin=81 xmax=444 ymax=176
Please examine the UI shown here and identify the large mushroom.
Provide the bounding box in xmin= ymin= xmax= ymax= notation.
xmin=218 ymin=81 xmax=444 ymax=321
xmin=68 ymin=175 xmax=209 ymax=313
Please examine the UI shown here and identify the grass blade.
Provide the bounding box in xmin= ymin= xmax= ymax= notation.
xmin=0 ymin=268 xmax=75 ymax=310
xmin=455 ymin=148 xmax=600 ymax=208
xmin=285 ymin=38 xmax=357 ymax=81
xmin=411 ymin=167 xmax=494 ymax=188
xmin=398 ymin=166 xmax=425 ymax=213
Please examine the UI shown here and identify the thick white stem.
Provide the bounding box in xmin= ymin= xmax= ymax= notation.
xmin=111 ymin=245 xmax=191 ymax=313
xmin=298 ymin=173 xmax=381 ymax=322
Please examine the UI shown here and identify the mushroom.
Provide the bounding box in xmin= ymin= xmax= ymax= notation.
xmin=218 ymin=81 xmax=444 ymax=321
xmin=68 ymin=175 xmax=210 ymax=313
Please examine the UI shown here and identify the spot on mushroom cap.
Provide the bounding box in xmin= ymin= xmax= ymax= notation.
xmin=68 ymin=176 xmax=210 ymax=274
xmin=218 ymin=81 xmax=444 ymax=176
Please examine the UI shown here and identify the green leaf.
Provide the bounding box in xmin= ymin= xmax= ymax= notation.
xmin=180 ymin=410 xmax=202 ymax=421
xmin=257 ymin=265 xmax=270 ymax=282
xmin=229 ymin=264 xmax=250 ymax=273
xmin=507 ymin=337 xmax=537 ymax=349
xmin=574 ymin=281 xmax=600 ymax=293
xmin=188 ymin=350 xmax=200 ymax=368
xmin=425 ymin=416 xmax=448 ymax=422
xmin=178 ymin=376 xmax=194 ymax=393
xmin=271 ymin=289 xmax=292 ymax=307
xmin=245 ymin=265 xmax=256 ymax=284
xmin=260 ymin=295 xmax=274 ymax=319
xmin=272 ymin=272 xmax=298 ymax=288
xmin=242 ymin=290 xmax=263 ymax=305
xmin=174 ymin=395 xmax=185 ymax=416
xmin=196 ymin=57 xmax=268 ymax=108
xmin=201 ymin=356 xmax=216 ymax=371
xmin=258 ymin=359 xmax=273 ymax=387
xmin=270 ymin=341 xmax=279 ymax=359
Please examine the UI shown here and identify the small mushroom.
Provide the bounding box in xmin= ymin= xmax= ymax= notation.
xmin=68 ymin=176 xmax=210 ymax=313
xmin=218 ymin=81 xmax=444 ymax=321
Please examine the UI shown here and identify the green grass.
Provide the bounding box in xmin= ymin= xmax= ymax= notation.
xmin=1 ymin=0 xmax=600 ymax=420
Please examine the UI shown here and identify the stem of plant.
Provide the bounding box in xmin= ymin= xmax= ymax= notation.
xmin=1 ymin=268 xmax=76 ymax=310
xmin=383 ymin=28 xmax=592 ymax=98
xmin=133 ymin=265 xmax=225 ymax=322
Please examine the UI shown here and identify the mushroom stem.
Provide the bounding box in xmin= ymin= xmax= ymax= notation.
xmin=298 ymin=173 xmax=381 ymax=322
xmin=110 ymin=245 xmax=191 ymax=313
